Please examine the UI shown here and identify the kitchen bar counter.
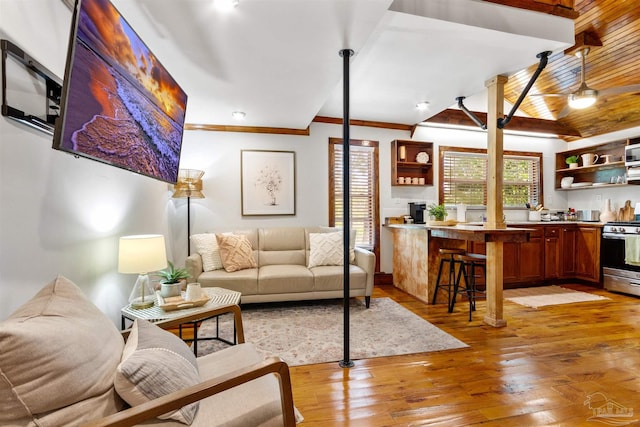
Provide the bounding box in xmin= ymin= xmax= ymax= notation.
xmin=386 ymin=223 xmax=532 ymax=327
xmin=386 ymin=222 xmax=603 ymax=327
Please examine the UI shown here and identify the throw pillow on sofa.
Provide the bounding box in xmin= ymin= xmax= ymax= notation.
xmin=190 ymin=233 xmax=224 ymax=271
xmin=217 ymin=233 xmax=258 ymax=272
xmin=0 ymin=275 xmax=125 ymax=426
xmin=308 ymin=231 xmax=345 ymax=268
xmin=115 ymin=318 xmax=200 ymax=425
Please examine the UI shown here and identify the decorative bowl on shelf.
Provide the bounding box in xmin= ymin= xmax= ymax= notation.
xmin=560 ymin=177 xmax=574 ymax=188
xmin=416 ymin=152 xmax=429 ymax=164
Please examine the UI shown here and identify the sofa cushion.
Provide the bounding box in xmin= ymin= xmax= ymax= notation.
xmin=258 ymin=227 xmax=306 ymax=266
xmin=258 ymin=265 xmax=314 ymax=294
xmin=217 ymin=234 xmax=258 ymax=272
xmin=0 ymin=275 xmax=124 ymax=426
xmin=115 ymin=319 xmax=200 ymax=425
xmin=308 ymin=231 xmax=344 ymax=267
xmin=311 ymin=265 xmax=367 ymax=292
xmin=190 ymin=233 xmax=223 ymax=271
xmin=198 ymin=268 xmax=259 ymax=296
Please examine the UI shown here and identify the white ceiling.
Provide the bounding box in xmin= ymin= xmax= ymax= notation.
xmin=112 ymin=0 xmax=574 ymax=129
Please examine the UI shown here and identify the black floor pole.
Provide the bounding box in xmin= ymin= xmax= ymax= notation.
xmin=339 ymin=48 xmax=354 ymax=369
xmin=187 ymin=196 xmax=191 ymax=257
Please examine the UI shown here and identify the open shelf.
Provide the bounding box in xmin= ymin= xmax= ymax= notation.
xmin=391 ymin=140 xmax=433 ymax=187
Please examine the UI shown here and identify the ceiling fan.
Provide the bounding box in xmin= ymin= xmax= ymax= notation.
xmin=531 ymin=47 xmax=640 ymax=118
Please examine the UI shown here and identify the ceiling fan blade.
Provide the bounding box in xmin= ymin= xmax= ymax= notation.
xmin=598 ymin=84 xmax=640 ymax=97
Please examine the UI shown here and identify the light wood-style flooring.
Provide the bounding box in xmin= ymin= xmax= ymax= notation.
xmin=290 ymin=284 xmax=640 ymax=426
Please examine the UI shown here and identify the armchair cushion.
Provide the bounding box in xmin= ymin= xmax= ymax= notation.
xmin=115 ymin=319 xmax=200 ymax=425
xmin=0 ymin=275 xmax=124 ymax=426
xmin=217 ymin=233 xmax=258 ymax=272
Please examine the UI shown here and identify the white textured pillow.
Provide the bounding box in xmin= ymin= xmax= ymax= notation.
xmin=115 ymin=319 xmax=200 ymax=425
xmin=308 ymin=231 xmax=344 ymax=268
xmin=190 ymin=233 xmax=223 ymax=271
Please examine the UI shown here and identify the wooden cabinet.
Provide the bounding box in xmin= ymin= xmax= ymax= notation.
xmin=391 ymin=140 xmax=433 ymax=186
xmin=544 ymin=227 xmax=561 ymax=279
xmin=560 ymin=226 xmax=577 ymax=277
xmin=466 ymin=224 xmax=600 ymax=286
xmin=576 ymin=226 xmax=601 ymax=282
xmin=555 ymin=140 xmax=631 ymax=190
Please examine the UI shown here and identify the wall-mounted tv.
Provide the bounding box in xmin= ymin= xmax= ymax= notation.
xmin=53 ymin=0 xmax=188 ymax=184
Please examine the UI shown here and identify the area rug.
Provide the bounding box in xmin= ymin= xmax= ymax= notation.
xmin=504 ymin=286 xmax=609 ymax=308
xmin=196 ymin=297 xmax=468 ymax=366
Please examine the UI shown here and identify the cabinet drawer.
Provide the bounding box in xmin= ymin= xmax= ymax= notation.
xmin=545 ymin=227 xmax=560 ymax=237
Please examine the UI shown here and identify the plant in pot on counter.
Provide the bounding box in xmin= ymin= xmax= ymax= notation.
xmin=427 ymin=203 xmax=448 ymax=221
xmin=565 ymin=155 xmax=579 ymax=169
xmin=155 ymin=261 xmax=191 ymax=298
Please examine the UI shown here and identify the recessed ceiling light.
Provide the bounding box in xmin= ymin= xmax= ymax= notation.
xmin=232 ymin=111 xmax=246 ymax=120
xmin=416 ymin=101 xmax=430 ymax=111
xmin=214 ymin=0 xmax=239 ymax=11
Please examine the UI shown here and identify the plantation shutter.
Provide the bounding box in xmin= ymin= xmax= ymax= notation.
xmin=442 ymin=149 xmax=541 ymax=208
xmin=331 ymin=143 xmax=376 ymax=250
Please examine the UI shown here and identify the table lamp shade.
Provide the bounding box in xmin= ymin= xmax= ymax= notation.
xmin=118 ymin=235 xmax=168 ymax=274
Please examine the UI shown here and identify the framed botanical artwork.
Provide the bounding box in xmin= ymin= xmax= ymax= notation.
xmin=241 ymin=150 xmax=296 ymax=216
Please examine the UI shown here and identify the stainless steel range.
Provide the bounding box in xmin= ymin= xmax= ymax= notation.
xmin=602 ymin=221 xmax=640 ymax=297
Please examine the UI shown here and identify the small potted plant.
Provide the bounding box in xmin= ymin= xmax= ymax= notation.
xmin=155 ymin=261 xmax=190 ymax=298
xmin=427 ymin=203 xmax=448 ymax=222
xmin=565 ymin=155 xmax=579 ymax=169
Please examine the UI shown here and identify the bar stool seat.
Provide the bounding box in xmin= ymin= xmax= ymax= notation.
xmin=451 ymin=253 xmax=487 ymax=321
xmin=432 ymin=248 xmax=466 ymax=309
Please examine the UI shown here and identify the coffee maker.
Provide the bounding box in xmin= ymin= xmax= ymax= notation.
xmin=409 ymin=202 xmax=426 ymax=224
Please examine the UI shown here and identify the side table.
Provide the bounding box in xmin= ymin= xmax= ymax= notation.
xmin=121 ymin=287 xmax=242 ymax=356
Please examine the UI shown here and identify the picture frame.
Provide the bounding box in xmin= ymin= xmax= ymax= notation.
xmin=241 ymin=150 xmax=296 ymax=216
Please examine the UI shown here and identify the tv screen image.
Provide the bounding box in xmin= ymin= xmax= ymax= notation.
xmin=53 ymin=0 xmax=188 ymax=184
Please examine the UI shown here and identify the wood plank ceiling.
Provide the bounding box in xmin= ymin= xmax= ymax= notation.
xmin=504 ymin=0 xmax=640 ymax=141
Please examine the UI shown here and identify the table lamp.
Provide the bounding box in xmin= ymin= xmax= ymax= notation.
xmin=118 ymin=234 xmax=168 ymax=309
xmin=172 ymin=169 xmax=205 ymax=256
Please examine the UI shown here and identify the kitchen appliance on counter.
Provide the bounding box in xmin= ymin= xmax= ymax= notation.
xmin=576 ymin=210 xmax=600 ymax=222
xmin=408 ymin=202 xmax=426 ymax=224
xmin=602 ymin=221 xmax=640 ymax=297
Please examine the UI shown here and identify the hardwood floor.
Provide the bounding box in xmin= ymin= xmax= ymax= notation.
xmin=290 ymin=284 xmax=640 ymax=426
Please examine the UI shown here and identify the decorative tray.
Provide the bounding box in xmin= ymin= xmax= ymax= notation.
xmin=427 ymin=219 xmax=458 ymax=226
xmin=156 ymin=292 xmax=211 ymax=311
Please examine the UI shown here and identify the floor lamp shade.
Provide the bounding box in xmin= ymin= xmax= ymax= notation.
xmin=172 ymin=169 xmax=205 ymax=256
xmin=118 ymin=234 xmax=168 ymax=309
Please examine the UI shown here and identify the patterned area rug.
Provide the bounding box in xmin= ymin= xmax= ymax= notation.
xmin=504 ymin=286 xmax=609 ymax=308
xmin=197 ymin=297 xmax=468 ymax=366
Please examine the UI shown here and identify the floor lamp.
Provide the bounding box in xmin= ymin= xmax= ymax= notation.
xmin=172 ymin=169 xmax=205 ymax=256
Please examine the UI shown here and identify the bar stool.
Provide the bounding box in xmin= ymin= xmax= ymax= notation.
xmin=432 ymin=248 xmax=466 ymax=309
xmin=451 ymin=253 xmax=487 ymax=321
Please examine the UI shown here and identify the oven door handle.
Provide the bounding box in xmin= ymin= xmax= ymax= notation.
xmin=602 ymin=234 xmax=630 ymax=240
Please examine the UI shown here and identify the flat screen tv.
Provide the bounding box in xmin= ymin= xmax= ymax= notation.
xmin=53 ymin=0 xmax=188 ymax=184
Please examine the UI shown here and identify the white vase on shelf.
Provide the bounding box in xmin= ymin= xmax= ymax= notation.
xmin=600 ymin=199 xmax=617 ymax=222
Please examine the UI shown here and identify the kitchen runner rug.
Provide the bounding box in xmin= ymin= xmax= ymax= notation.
xmin=504 ymin=285 xmax=609 ymax=308
xmin=196 ymin=297 xmax=468 ymax=366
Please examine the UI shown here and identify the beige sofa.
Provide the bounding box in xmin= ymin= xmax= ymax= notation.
xmin=0 ymin=276 xmax=298 ymax=426
xmin=186 ymin=227 xmax=376 ymax=307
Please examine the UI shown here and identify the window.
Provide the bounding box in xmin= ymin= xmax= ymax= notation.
xmin=440 ymin=146 xmax=543 ymax=208
xmin=328 ymin=138 xmax=379 ymax=260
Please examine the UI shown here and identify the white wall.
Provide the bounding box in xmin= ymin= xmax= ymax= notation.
xmin=4 ymin=0 xmax=640 ymax=325
xmin=1 ymin=0 xmax=173 ymax=325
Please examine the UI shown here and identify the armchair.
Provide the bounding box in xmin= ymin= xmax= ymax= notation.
xmin=0 ymin=276 xmax=299 ymax=427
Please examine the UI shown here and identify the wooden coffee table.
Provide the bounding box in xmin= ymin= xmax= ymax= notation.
xmin=121 ymin=287 xmax=242 ymax=355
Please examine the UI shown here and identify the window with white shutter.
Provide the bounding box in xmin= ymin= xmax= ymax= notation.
xmin=328 ymin=138 xmax=379 ymax=256
xmin=440 ymin=146 xmax=543 ymax=208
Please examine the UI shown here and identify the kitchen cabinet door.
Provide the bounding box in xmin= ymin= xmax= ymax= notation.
xmin=560 ymin=226 xmax=577 ymax=277
xmin=544 ymin=227 xmax=561 ymax=279
xmin=520 ymin=236 xmax=544 ymax=282
xmin=576 ymin=226 xmax=601 ymax=282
